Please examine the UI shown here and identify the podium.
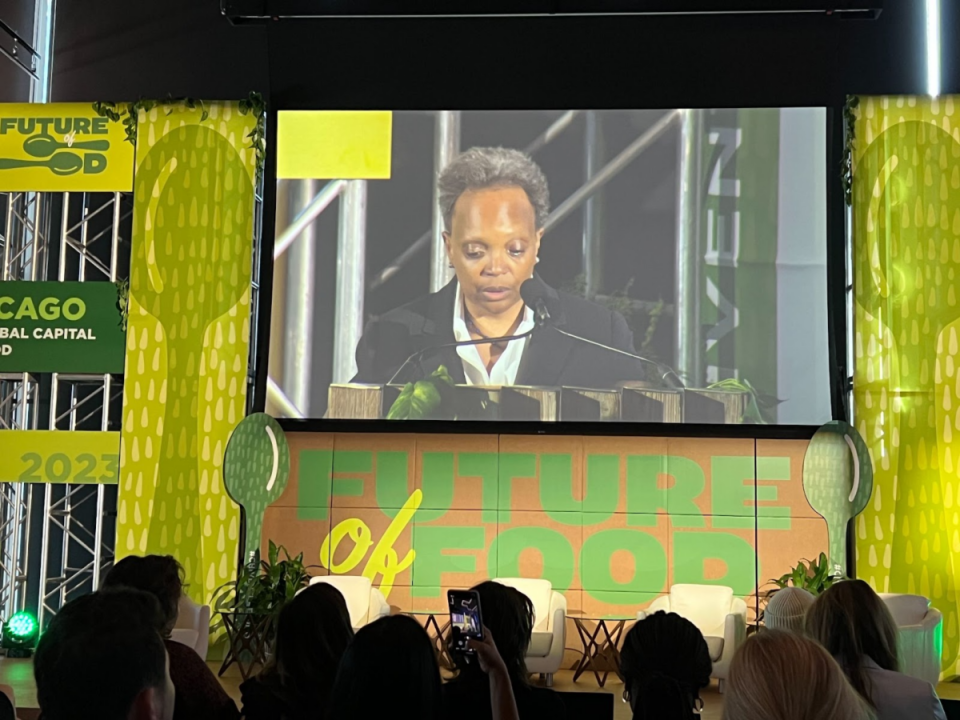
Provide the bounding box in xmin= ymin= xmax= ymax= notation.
xmin=328 ymin=383 xmax=749 ymax=423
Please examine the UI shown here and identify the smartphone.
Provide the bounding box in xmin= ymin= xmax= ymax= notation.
xmin=448 ymin=589 xmax=484 ymax=654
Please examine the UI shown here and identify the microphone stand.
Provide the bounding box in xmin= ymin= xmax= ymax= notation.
xmin=549 ymin=326 xmax=685 ymax=390
xmin=528 ymin=299 xmax=684 ymax=390
xmin=386 ymin=328 xmax=537 ymax=386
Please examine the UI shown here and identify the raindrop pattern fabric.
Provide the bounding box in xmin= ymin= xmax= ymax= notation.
xmin=853 ymin=95 xmax=960 ymax=676
xmin=116 ymin=103 xmax=257 ymax=607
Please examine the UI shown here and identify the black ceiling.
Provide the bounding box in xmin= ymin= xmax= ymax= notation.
xmin=49 ymin=0 xmax=956 ymax=109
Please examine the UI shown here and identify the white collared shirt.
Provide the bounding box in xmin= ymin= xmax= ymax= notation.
xmin=452 ymin=282 xmax=535 ymax=386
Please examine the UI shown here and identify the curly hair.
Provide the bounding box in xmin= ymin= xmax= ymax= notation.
xmin=620 ymin=611 xmax=712 ymax=720
xmin=437 ymin=146 xmax=550 ymax=231
xmin=102 ymin=554 xmax=184 ymax=637
xmin=451 ymin=581 xmax=535 ymax=685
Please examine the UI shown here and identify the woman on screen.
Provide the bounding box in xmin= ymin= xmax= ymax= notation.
xmin=353 ymin=146 xmax=643 ymax=389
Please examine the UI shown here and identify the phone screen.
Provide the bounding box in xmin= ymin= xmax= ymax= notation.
xmin=448 ymin=589 xmax=484 ymax=654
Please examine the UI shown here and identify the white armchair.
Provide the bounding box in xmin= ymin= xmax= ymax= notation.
xmin=170 ymin=594 xmax=211 ymax=660
xmin=309 ymin=575 xmax=390 ymax=631
xmin=637 ymin=584 xmax=746 ymax=688
xmin=879 ymin=593 xmax=943 ymax=686
xmin=493 ymin=578 xmax=567 ymax=687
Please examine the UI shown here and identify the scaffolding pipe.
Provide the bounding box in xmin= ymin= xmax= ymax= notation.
xmin=582 ymin=110 xmax=604 ymax=299
xmin=273 ymin=179 xmax=346 ymax=260
xmin=267 ymin=377 xmax=305 ymax=419
xmin=545 ymin=110 xmax=680 ymax=234
xmin=332 ymin=181 xmax=368 ymax=383
xmin=430 ymin=112 xmax=461 ymax=292
xmin=370 ymin=111 xmax=580 ymax=290
xmin=283 ymin=180 xmax=318 ymax=415
xmin=2 ymin=193 xmax=14 ymax=280
xmin=526 ymin=110 xmax=579 ymax=155
xmin=675 ymin=109 xmax=705 ymax=387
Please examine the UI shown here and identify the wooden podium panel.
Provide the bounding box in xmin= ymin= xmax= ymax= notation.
xmin=560 ymin=388 xmax=621 ymax=421
xmin=327 ymin=384 xmax=401 ymax=419
xmin=326 ymin=383 xmax=749 ymax=423
xmin=683 ymin=389 xmax=750 ymax=424
xmin=620 ymin=388 xmax=683 ymax=423
xmin=499 ymin=386 xmax=560 ymax=421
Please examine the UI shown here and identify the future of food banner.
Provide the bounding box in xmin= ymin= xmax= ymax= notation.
xmin=115 ymin=103 xmax=257 ymax=605
xmin=853 ymin=95 xmax=960 ymax=674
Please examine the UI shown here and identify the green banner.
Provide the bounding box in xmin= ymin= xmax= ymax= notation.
xmin=0 ymin=281 xmax=125 ymax=373
xmin=116 ymin=102 xmax=257 ymax=606
xmin=853 ymin=95 xmax=960 ymax=675
xmin=699 ymin=109 xmax=780 ymax=406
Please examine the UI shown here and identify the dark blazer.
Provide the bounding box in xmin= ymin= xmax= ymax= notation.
xmin=352 ymin=276 xmax=644 ymax=388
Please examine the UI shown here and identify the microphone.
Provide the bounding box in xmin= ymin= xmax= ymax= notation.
xmin=519 ymin=277 xmax=685 ymax=390
xmin=520 ymin=275 xmax=559 ymax=327
xmin=386 ymin=327 xmax=536 ymax=386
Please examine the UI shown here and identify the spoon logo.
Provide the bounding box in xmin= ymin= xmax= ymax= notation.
xmin=0 ymin=106 xmax=134 ymax=192
xmin=0 ymin=133 xmax=111 ymax=177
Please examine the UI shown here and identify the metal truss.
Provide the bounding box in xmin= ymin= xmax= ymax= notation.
xmin=0 ymin=190 xmax=131 ymax=625
xmin=0 ymin=173 xmax=263 ymax=624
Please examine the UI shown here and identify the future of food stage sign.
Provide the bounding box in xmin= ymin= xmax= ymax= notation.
xmin=256 ymin=432 xmax=832 ymax=615
xmin=0 ymin=104 xmax=134 ymax=192
xmin=0 ymin=281 xmax=126 ymax=373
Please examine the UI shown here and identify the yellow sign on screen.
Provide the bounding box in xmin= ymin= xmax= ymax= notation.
xmin=277 ymin=111 xmax=393 ymax=179
xmin=0 ymin=103 xmax=134 ymax=192
xmin=0 ymin=430 xmax=120 ymax=484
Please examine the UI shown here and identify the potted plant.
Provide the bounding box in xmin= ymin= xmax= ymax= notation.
xmin=212 ymin=541 xmax=315 ymax=679
xmin=754 ymin=552 xmax=844 ymax=632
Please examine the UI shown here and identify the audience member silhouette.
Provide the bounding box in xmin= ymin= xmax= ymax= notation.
xmin=103 ymin=554 xmax=239 ymax=720
xmin=723 ymin=629 xmax=872 ymax=720
xmin=763 ymin=587 xmax=816 ymax=634
xmin=443 ymin=581 xmax=566 ymax=720
xmin=806 ymin=580 xmax=946 ymax=720
xmin=619 ymin=610 xmax=712 ymax=720
xmin=34 ymin=588 xmax=175 ymax=720
xmin=240 ymin=582 xmax=354 ymax=720
xmin=328 ymin=614 xmax=519 ymax=720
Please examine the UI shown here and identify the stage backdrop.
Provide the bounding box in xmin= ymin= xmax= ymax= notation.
xmin=115 ymin=102 xmax=257 ymax=604
xmin=260 ymin=433 xmax=826 ymax=620
xmin=853 ymin=95 xmax=960 ymax=675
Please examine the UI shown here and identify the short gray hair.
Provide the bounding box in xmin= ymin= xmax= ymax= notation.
xmin=437 ymin=146 xmax=550 ymax=231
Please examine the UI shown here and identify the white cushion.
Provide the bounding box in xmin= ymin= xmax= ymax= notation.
xmin=169 ymin=629 xmax=200 ymax=650
xmin=880 ymin=594 xmax=930 ymax=626
xmin=670 ymin=584 xmax=734 ymax=638
xmin=175 ymin=595 xmax=201 ymax=630
xmin=705 ymin=635 xmax=724 ymax=662
xmin=528 ymin=631 xmax=554 ymax=657
xmin=310 ymin=576 xmax=372 ymax=627
xmin=493 ymin=578 xmax=552 ymax=632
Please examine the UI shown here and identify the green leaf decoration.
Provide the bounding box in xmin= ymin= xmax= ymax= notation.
xmin=93 ymin=94 xmax=264 ymax=181
xmin=387 ymin=380 xmax=442 ymax=420
xmin=223 ymin=413 xmax=291 ymax=563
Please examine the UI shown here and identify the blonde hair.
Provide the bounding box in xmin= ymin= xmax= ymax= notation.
xmin=723 ymin=630 xmax=873 ymax=720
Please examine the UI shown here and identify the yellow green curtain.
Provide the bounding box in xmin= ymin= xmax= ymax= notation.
xmin=853 ymin=96 xmax=960 ymax=675
xmin=116 ymin=102 xmax=257 ymax=606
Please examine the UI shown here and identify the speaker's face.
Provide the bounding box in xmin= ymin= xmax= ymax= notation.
xmin=445 ymin=185 xmax=542 ymax=317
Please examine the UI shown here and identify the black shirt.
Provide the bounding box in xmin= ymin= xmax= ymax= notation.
xmin=441 ymin=678 xmax=568 ymax=720
xmin=239 ymin=675 xmax=306 ymax=720
xmin=353 ymin=276 xmax=643 ymax=389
